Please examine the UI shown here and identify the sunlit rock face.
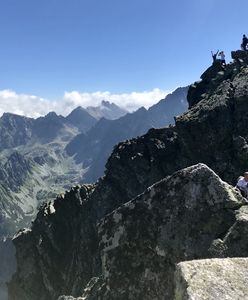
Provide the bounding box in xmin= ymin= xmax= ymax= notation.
xmin=175 ymin=258 xmax=248 ymax=300
xmin=78 ymin=164 xmax=245 ymax=300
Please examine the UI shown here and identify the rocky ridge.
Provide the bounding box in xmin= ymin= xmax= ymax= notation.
xmin=8 ymin=50 xmax=248 ymax=299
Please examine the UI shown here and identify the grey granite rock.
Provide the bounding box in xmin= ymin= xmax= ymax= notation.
xmin=174 ymin=258 xmax=248 ymax=300
xmin=80 ymin=164 xmax=245 ymax=300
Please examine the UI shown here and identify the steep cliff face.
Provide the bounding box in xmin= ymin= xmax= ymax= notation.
xmin=8 ymin=184 xmax=98 ymax=300
xmin=0 ymin=152 xmax=33 ymax=236
xmin=102 ymin=50 xmax=248 ymax=189
xmin=0 ymin=113 xmax=34 ymax=150
xmin=8 ymin=51 xmax=248 ymax=300
xmin=0 ymin=239 xmax=16 ymax=300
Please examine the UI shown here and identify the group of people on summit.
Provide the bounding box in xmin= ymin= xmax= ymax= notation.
xmin=211 ymin=50 xmax=226 ymax=66
xmin=211 ymin=34 xmax=248 ymax=67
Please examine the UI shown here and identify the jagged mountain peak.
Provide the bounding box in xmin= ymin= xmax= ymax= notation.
xmin=100 ymin=100 xmax=111 ymax=107
xmin=43 ymin=111 xmax=61 ymax=119
xmin=67 ymin=106 xmax=88 ymax=115
xmin=1 ymin=112 xmax=32 ymax=120
xmin=135 ymin=106 xmax=147 ymax=113
xmin=100 ymin=100 xmax=124 ymax=110
xmin=0 ymin=112 xmax=34 ymax=125
xmin=65 ymin=106 xmax=97 ymax=133
xmin=86 ymin=100 xmax=128 ymax=120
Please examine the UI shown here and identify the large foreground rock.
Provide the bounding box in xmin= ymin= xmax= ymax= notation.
xmin=78 ymin=164 xmax=246 ymax=300
xmin=175 ymin=258 xmax=248 ymax=300
xmin=9 ymin=163 xmax=248 ymax=300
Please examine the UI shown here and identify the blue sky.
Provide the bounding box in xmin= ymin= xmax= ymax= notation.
xmin=0 ymin=0 xmax=247 ymax=116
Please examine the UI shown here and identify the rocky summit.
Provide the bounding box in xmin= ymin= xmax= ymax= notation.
xmin=8 ymin=50 xmax=248 ymax=300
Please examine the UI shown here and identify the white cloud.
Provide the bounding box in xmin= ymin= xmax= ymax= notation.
xmin=0 ymin=88 xmax=170 ymax=118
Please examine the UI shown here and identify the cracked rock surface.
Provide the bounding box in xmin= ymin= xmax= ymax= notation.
xmin=175 ymin=258 xmax=248 ymax=300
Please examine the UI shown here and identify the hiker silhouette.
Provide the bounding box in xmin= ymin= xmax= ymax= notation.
xmin=211 ymin=50 xmax=219 ymax=63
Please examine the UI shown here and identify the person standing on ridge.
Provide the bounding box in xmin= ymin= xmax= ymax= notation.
xmin=211 ymin=50 xmax=219 ymax=63
xmin=241 ymin=34 xmax=248 ymax=51
xmin=218 ymin=51 xmax=226 ymax=66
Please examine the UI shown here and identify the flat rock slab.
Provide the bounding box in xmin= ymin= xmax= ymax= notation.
xmin=175 ymin=258 xmax=248 ymax=300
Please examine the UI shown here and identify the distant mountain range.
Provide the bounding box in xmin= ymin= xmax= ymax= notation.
xmin=0 ymin=100 xmax=128 ymax=234
xmin=0 ymin=100 xmax=127 ymax=151
xmin=0 ymin=90 xmax=188 ymax=237
xmin=0 ymin=90 xmax=188 ymax=235
xmin=65 ymin=100 xmax=128 ymax=132
xmin=66 ymin=87 xmax=188 ymax=182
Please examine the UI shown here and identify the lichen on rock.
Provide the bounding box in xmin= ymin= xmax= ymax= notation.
xmin=81 ymin=164 xmax=245 ymax=300
xmin=175 ymin=258 xmax=248 ymax=300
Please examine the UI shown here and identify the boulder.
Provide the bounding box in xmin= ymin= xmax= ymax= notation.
xmin=175 ymin=258 xmax=248 ymax=300
xmin=80 ymin=164 xmax=245 ymax=300
xmin=231 ymin=50 xmax=248 ymax=65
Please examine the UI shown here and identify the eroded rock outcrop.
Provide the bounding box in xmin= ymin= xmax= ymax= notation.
xmin=8 ymin=50 xmax=248 ymax=300
xmin=8 ymin=184 xmax=98 ymax=300
xmin=175 ymin=258 xmax=248 ymax=300
xmin=187 ymin=50 xmax=247 ymax=108
xmin=78 ymin=164 xmax=245 ymax=300
xmin=101 ymin=50 xmax=248 ymax=190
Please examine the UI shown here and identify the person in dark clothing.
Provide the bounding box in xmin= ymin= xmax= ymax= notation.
xmin=218 ymin=51 xmax=226 ymax=66
xmin=211 ymin=50 xmax=219 ymax=62
xmin=242 ymin=34 xmax=248 ymax=51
